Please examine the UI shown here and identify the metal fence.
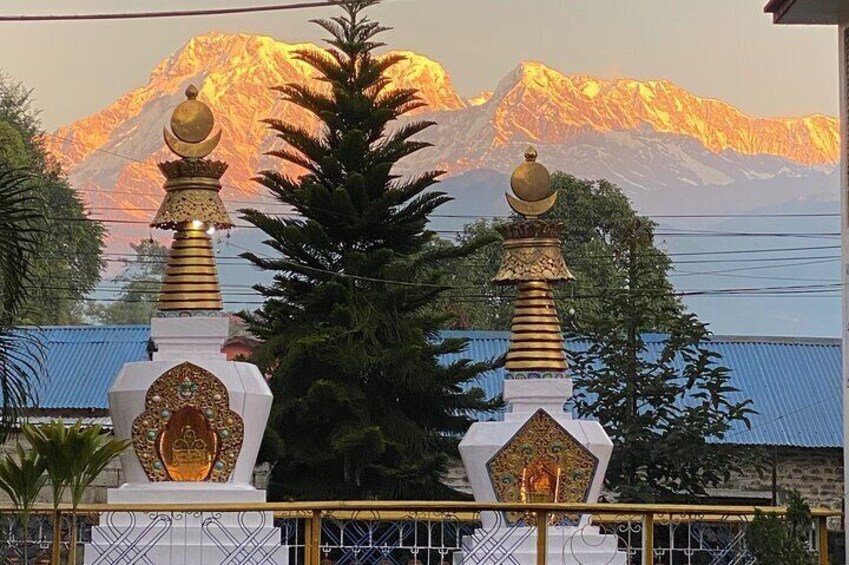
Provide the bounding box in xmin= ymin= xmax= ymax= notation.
xmin=0 ymin=501 xmax=838 ymax=564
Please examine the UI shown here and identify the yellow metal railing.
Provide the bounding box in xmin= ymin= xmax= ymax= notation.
xmin=0 ymin=501 xmax=838 ymax=565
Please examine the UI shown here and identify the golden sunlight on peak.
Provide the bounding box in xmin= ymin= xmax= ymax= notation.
xmin=468 ymin=91 xmax=493 ymax=106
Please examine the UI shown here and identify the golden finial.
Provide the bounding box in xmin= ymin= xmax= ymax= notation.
xmin=164 ymin=84 xmax=221 ymax=159
xmin=507 ymin=146 xmax=556 ymax=217
xmin=153 ymin=83 xmax=232 ymax=316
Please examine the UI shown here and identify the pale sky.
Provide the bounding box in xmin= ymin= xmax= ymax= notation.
xmin=0 ymin=0 xmax=838 ymax=131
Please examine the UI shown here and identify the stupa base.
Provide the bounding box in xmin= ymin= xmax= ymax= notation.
xmin=84 ymin=509 xmax=287 ymax=565
xmin=84 ymin=484 xmax=286 ymax=565
xmin=454 ymin=525 xmax=627 ymax=565
xmin=106 ymin=481 xmax=267 ymax=504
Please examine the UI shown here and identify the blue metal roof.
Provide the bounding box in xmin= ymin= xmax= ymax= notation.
xmin=442 ymin=331 xmax=843 ymax=449
xmin=31 ymin=325 xmax=150 ymax=410
xmin=21 ymin=326 xmax=843 ymax=449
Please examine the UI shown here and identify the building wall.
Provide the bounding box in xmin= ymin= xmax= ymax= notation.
xmin=445 ymin=447 xmax=844 ymax=514
xmin=722 ymin=447 xmax=844 ymax=511
xmin=0 ymin=439 xmax=840 ymax=514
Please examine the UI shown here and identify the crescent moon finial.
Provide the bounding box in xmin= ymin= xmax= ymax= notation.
xmin=165 ymin=84 xmax=219 ymax=159
xmin=507 ymin=147 xmax=555 ymax=217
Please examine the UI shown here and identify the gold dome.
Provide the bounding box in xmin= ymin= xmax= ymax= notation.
xmin=170 ymin=85 xmax=214 ymax=143
xmin=506 ymin=147 xmax=556 ymax=217
xmin=510 ymin=147 xmax=552 ymax=202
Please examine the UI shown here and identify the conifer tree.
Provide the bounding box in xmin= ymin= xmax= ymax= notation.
xmin=241 ymin=0 xmax=500 ymax=499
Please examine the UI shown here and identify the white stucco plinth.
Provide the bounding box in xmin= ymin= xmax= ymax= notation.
xmin=458 ymin=377 xmax=626 ymax=564
xmin=108 ymin=357 xmax=272 ymax=488
xmin=454 ymin=525 xmax=626 ymax=565
xmin=84 ymin=317 xmax=285 ymax=565
xmin=84 ymin=510 xmax=287 ymax=565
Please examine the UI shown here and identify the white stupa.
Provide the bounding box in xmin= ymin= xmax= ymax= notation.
xmin=85 ymin=86 xmax=285 ymax=565
xmin=456 ymin=149 xmax=625 ymax=565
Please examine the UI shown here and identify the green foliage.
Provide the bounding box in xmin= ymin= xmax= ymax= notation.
xmin=440 ymin=174 xmax=681 ymax=330
xmin=87 ymin=238 xmax=168 ymax=324
xmin=745 ymin=491 xmax=816 ymax=565
xmin=568 ymin=215 xmax=755 ymax=502
xmin=0 ymin=73 xmax=104 ymax=325
xmin=0 ymin=441 xmax=47 ymax=562
xmin=0 ymin=164 xmax=47 ymax=440
xmin=242 ymin=0 xmax=501 ymax=499
xmin=0 ymin=442 xmax=47 ymax=524
xmin=24 ymin=419 xmax=130 ymax=509
xmin=443 ymin=174 xmax=754 ymax=501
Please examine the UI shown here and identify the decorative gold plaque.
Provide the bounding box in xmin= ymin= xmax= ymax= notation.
xmin=132 ymin=362 xmax=244 ymax=482
xmin=487 ymin=409 xmax=598 ymax=524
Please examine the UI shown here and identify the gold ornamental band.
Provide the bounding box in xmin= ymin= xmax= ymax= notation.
xmin=506 ymin=349 xmax=568 ymax=361
xmin=166 ymin=256 xmax=216 ymax=265
xmin=160 ymin=275 xmax=219 ymax=285
xmin=159 ymin=292 xmax=223 ymax=302
xmin=163 ymin=177 xmax=222 ymax=191
xmin=159 ymin=280 xmax=222 ymax=295
xmin=506 ymin=360 xmax=569 ymax=371
xmin=511 ymin=315 xmax=560 ymax=325
xmin=509 ymin=331 xmax=565 ymax=341
xmin=511 ymin=325 xmax=563 ymax=334
xmin=158 ymin=301 xmax=223 ymax=311
xmin=508 ymin=342 xmax=566 ymax=353
xmin=515 ymin=295 xmax=556 ymax=303
xmin=501 ymin=237 xmax=562 ymax=249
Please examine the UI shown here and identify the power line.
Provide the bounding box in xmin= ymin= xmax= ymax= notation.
xmin=41 ymin=134 xmax=846 ymax=223
xmin=0 ymin=1 xmax=339 ymax=22
xmin=49 ymin=213 xmax=848 ymax=239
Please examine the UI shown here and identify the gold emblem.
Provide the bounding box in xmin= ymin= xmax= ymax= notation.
xmin=158 ymin=407 xmax=219 ymax=482
xmin=132 ymin=362 xmax=244 ymax=482
xmin=487 ymin=410 xmax=597 ymax=524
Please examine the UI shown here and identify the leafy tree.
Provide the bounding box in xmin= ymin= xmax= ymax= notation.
xmin=568 ymin=216 xmax=754 ymax=502
xmin=437 ymin=219 xmax=513 ymax=330
xmin=87 ymin=238 xmax=168 ymax=324
xmin=241 ymin=0 xmax=500 ymax=500
xmin=745 ymin=491 xmax=816 ymax=565
xmin=0 ymin=74 xmax=104 ymax=325
xmin=440 ymin=174 xmax=681 ymax=330
xmin=443 ymin=174 xmax=754 ymax=501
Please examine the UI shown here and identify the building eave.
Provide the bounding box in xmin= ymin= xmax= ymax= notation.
xmin=764 ymin=0 xmax=849 ymax=24
xmin=764 ymin=0 xmax=796 ymax=23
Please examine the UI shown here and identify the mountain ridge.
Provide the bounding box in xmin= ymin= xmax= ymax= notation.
xmin=43 ymin=31 xmax=839 ymax=246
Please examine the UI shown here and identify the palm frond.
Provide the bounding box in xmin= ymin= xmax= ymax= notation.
xmin=0 ymin=164 xmax=47 ymax=440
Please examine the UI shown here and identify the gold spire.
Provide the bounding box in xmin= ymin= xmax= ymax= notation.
xmin=495 ymin=148 xmax=572 ymax=377
xmin=153 ymin=84 xmax=233 ymax=316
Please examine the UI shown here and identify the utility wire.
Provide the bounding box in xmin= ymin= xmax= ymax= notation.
xmin=0 ymin=1 xmax=339 ymax=22
xmin=44 ymin=133 xmax=846 ymax=222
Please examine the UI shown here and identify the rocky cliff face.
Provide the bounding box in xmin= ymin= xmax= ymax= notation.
xmin=44 ymin=31 xmax=838 ymax=243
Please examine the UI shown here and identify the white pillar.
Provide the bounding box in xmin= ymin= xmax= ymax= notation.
xmin=841 ymin=23 xmax=849 ymax=565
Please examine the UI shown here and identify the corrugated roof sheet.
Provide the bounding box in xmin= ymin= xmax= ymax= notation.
xmin=20 ymin=326 xmax=843 ymax=449
xmin=442 ymin=331 xmax=843 ymax=449
xmin=31 ymin=325 xmax=150 ymax=410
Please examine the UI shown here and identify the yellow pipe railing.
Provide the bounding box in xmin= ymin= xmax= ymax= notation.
xmin=16 ymin=500 xmax=836 ymax=515
xmin=0 ymin=501 xmax=834 ymax=565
